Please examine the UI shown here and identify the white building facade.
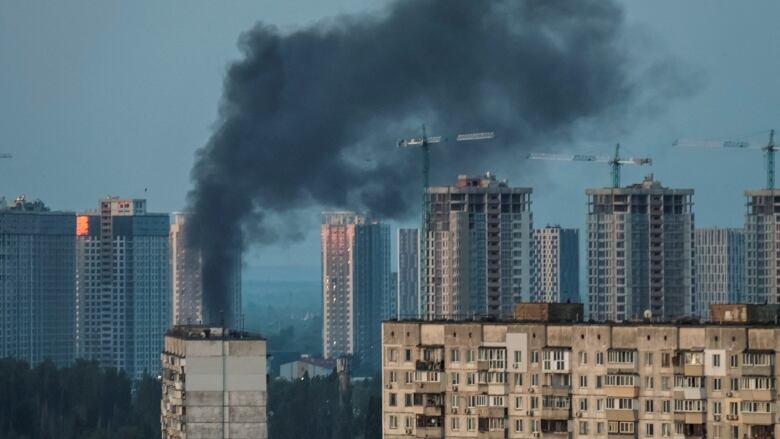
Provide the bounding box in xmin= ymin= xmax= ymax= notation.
xmin=694 ymin=228 xmax=745 ymax=320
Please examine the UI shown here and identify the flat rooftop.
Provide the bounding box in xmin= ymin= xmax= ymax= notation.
xmin=167 ymin=325 xmax=265 ymax=341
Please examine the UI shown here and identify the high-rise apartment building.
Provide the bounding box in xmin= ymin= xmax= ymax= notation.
xmin=382 ymin=303 xmax=780 ymax=439
xmin=76 ymin=197 xmax=170 ymax=378
xmin=170 ymin=213 xmax=241 ymax=327
xmin=161 ymin=325 xmax=267 ymax=439
xmin=695 ymin=228 xmax=745 ymax=319
xmin=0 ymin=196 xmax=76 ymax=366
xmin=587 ymin=175 xmax=694 ymax=321
xmin=397 ymin=228 xmax=419 ymax=319
xmin=533 ymin=226 xmax=580 ymax=304
xmin=321 ymin=212 xmax=390 ymax=371
xmin=744 ymin=190 xmax=780 ymax=305
xmin=423 ymin=173 xmax=533 ymax=319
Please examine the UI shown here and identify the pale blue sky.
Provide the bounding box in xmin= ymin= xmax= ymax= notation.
xmin=1 ymin=1 xmax=778 ymax=277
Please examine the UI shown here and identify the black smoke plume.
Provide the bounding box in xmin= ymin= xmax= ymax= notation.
xmin=187 ymin=0 xmax=690 ymax=325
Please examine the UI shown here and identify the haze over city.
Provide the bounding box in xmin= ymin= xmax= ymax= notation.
xmin=2 ymin=0 xmax=779 ymax=277
xmin=2 ymin=1 xmax=780 ymax=439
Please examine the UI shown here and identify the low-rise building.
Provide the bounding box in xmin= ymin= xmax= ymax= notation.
xmin=161 ymin=325 xmax=267 ymax=439
xmin=382 ymin=303 xmax=780 ymax=439
xmin=279 ymin=355 xmax=336 ymax=380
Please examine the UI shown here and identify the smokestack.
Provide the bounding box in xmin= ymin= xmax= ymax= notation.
xmin=186 ymin=0 xmax=694 ymax=315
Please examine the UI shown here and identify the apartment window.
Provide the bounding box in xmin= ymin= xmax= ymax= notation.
xmin=713 ymin=401 xmax=721 ymax=414
xmin=405 ymin=416 xmax=413 ymax=429
xmin=645 ymin=352 xmax=654 ymax=366
xmin=580 ymin=375 xmax=588 ymax=388
xmin=451 ymin=417 xmax=460 ymax=431
xmin=662 ymin=400 xmax=671 ymax=413
xmin=729 ymin=354 xmax=738 ymax=368
xmin=390 ymin=371 xmax=397 ymax=383
xmin=531 ymin=374 xmax=539 ymax=386
xmin=389 ymin=348 xmax=398 ymax=362
xmin=662 ymin=423 xmax=671 ymax=437
xmin=743 ymin=352 xmax=773 ymax=366
xmin=515 ymin=419 xmax=523 ymax=432
xmin=645 ymin=376 xmax=654 ymax=389
xmin=531 ymin=420 xmax=539 ymax=433
xmin=711 ymin=378 xmax=721 ymax=390
xmin=450 ymin=349 xmax=460 ymax=362
xmin=405 ymin=394 xmax=412 ymax=407
xmin=405 ymin=349 xmax=412 ymax=362
xmin=595 ymin=375 xmax=603 ymax=388
xmin=579 ymin=351 xmax=587 ymax=365
xmin=389 ymin=415 xmax=398 ymax=429
xmin=646 ymin=399 xmax=654 ymax=413
xmin=713 ymin=425 xmax=722 ymax=439
xmin=515 ymin=396 xmax=524 ymax=409
xmin=646 ymin=423 xmax=655 ymax=437
xmin=467 ymin=349 xmax=475 ymax=362
xmin=597 ymin=422 xmax=605 ymax=435
xmin=531 ymin=351 xmax=539 ymax=364
xmin=661 ymin=353 xmax=671 ymax=368
xmin=514 ymin=350 xmax=522 ymax=364
xmin=531 ymin=397 xmax=539 ymax=410
xmin=596 ymin=352 xmax=604 ymax=365
xmin=451 ymin=372 xmax=460 ymax=385
xmin=579 ymin=398 xmax=588 ymax=411
xmin=596 ymin=399 xmax=604 ymax=411
xmin=467 ymin=417 xmax=475 ymax=431
xmin=579 ymin=421 xmax=588 ymax=435
xmin=514 ymin=373 xmax=524 ymax=387
xmin=730 ymin=378 xmax=739 ymax=391
xmin=661 ymin=376 xmax=670 ymax=390
xmin=467 ymin=373 xmax=476 ymax=385
xmin=389 ymin=393 xmax=397 ymax=406
xmin=712 ymin=354 xmax=721 ymax=367
xmin=729 ymin=402 xmax=738 ymax=415
xmin=543 ymin=349 xmax=566 ymax=371
xmin=405 ymin=371 xmax=413 ymax=384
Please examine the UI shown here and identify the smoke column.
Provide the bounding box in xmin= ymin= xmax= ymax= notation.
xmin=187 ymin=0 xmax=690 ymax=324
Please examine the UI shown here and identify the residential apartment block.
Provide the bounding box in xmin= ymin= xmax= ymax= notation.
xmin=76 ymin=197 xmax=170 ymax=378
xmin=744 ymin=190 xmax=780 ymax=305
xmin=423 ymin=173 xmax=533 ymax=320
xmin=695 ymin=228 xmax=745 ymax=320
xmin=398 ymin=228 xmax=420 ymax=319
xmin=0 ymin=196 xmax=76 ymax=366
xmin=587 ymin=176 xmax=694 ymax=321
xmin=321 ymin=212 xmax=390 ymax=372
xmin=382 ymin=303 xmax=780 ymax=439
xmin=170 ymin=213 xmax=241 ymax=327
xmin=161 ymin=325 xmax=267 ymax=439
xmin=533 ymin=226 xmax=579 ymax=304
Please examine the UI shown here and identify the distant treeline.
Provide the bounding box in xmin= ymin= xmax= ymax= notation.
xmin=0 ymin=359 xmax=160 ymax=439
xmin=269 ymin=373 xmax=381 ymax=439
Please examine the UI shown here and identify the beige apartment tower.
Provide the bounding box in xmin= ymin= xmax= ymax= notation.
xmin=744 ymin=190 xmax=780 ymax=305
xmin=382 ymin=303 xmax=780 ymax=439
xmin=160 ymin=325 xmax=267 ymax=439
xmin=533 ymin=226 xmax=579 ymax=304
xmin=423 ymin=173 xmax=533 ymax=320
xmin=587 ymin=176 xmax=694 ymax=321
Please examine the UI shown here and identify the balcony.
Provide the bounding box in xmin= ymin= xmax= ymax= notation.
xmin=540 ymin=420 xmax=569 ymax=437
xmin=416 ymin=360 xmax=444 ymax=371
xmin=742 ymin=412 xmax=773 ymax=426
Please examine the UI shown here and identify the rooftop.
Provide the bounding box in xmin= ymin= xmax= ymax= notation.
xmin=166 ymin=325 xmax=265 ymax=341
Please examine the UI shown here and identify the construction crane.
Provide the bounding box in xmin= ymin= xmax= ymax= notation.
xmin=674 ymin=129 xmax=776 ymax=189
xmin=528 ymin=144 xmax=652 ymax=188
xmin=397 ymin=125 xmax=494 ymax=318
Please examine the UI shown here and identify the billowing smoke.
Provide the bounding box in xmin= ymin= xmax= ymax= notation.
xmin=187 ymin=0 xmax=690 ymax=325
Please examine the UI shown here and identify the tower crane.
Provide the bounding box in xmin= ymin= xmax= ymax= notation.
xmin=674 ymin=129 xmax=776 ymax=189
xmin=397 ymin=125 xmax=494 ymax=318
xmin=527 ymin=144 xmax=652 ymax=188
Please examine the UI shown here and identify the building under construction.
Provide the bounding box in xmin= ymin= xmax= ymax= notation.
xmin=586 ymin=175 xmax=694 ymax=321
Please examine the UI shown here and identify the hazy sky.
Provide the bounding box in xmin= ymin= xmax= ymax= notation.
xmin=2 ymin=1 xmax=779 ymax=277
